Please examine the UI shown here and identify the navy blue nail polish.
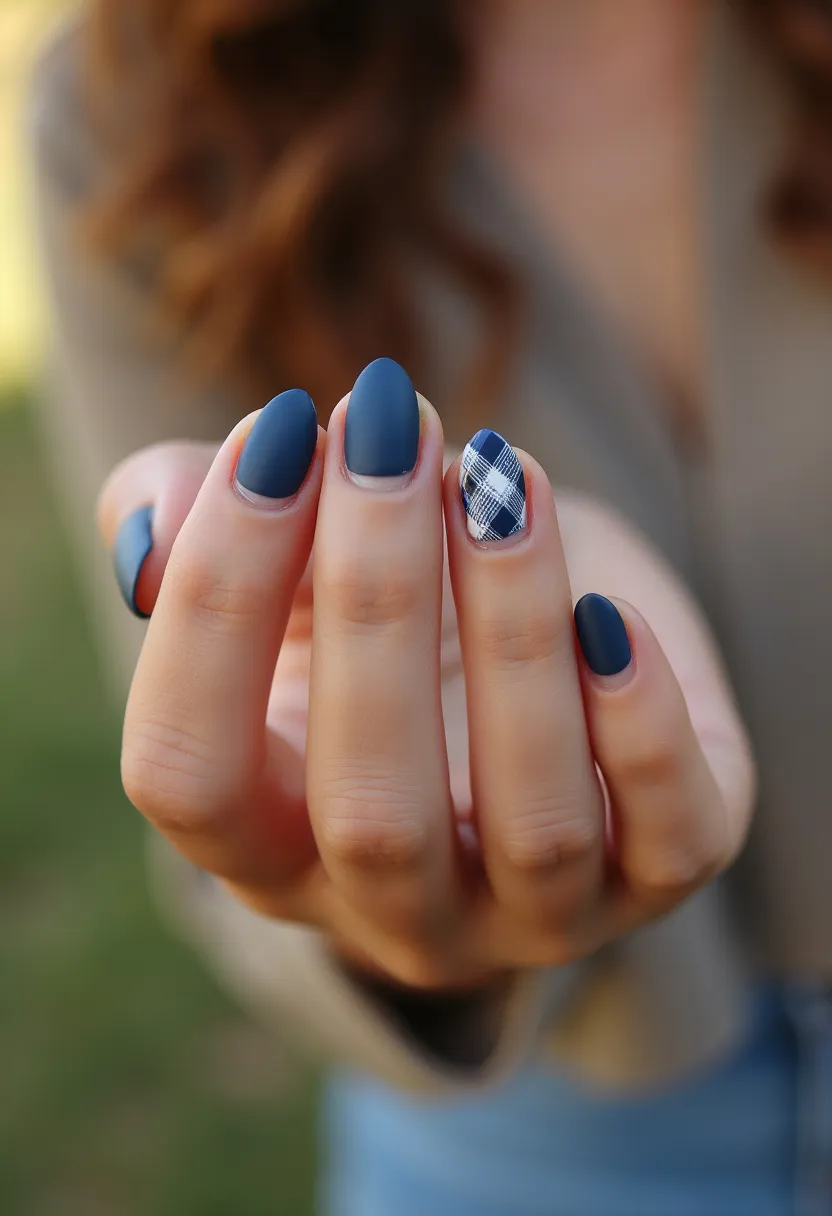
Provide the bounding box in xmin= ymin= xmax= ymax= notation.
xmin=236 ymin=388 xmax=318 ymax=499
xmin=344 ymin=358 xmax=419 ymax=477
xmin=460 ymin=429 xmax=527 ymax=542
xmin=574 ymin=594 xmax=632 ymax=676
xmin=113 ymin=505 xmax=154 ymax=618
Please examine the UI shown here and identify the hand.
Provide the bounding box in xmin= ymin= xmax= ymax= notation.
xmin=98 ymin=372 xmax=755 ymax=990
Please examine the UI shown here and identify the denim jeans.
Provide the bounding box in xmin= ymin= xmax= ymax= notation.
xmin=322 ymin=983 xmax=832 ymax=1216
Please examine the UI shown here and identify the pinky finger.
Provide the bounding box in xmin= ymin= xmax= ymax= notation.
xmin=574 ymin=595 xmax=748 ymax=917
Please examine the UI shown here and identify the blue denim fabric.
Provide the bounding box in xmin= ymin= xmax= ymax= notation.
xmin=322 ymin=984 xmax=826 ymax=1216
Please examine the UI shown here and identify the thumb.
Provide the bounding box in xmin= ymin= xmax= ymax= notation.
xmin=97 ymin=441 xmax=218 ymax=617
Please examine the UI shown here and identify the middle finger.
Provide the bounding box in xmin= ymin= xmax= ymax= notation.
xmin=307 ymin=360 xmax=459 ymax=948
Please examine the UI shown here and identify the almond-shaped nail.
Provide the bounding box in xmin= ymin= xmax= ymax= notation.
xmin=460 ymin=428 xmax=527 ymax=542
xmin=344 ymin=358 xmax=419 ymax=484
xmin=235 ymin=388 xmax=318 ymax=502
xmin=113 ymin=505 xmax=154 ymax=618
xmin=574 ymin=594 xmax=632 ymax=675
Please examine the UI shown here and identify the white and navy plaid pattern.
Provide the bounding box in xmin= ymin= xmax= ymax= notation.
xmin=460 ymin=429 xmax=527 ymax=541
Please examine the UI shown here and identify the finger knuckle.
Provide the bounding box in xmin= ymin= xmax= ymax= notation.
xmin=476 ymin=609 xmax=564 ymax=669
xmin=321 ymin=560 xmax=423 ymax=631
xmin=634 ymin=834 xmax=726 ymax=901
xmin=121 ymin=719 xmax=233 ymax=837
xmin=318 ymin=780 xmax=428 ymax=871
xmin=501 ymin=803 xmax=599 ymax=872
xmin=615 ymin=735 xmax=684 ymax=791
xmin=169 ymin=554 xmax=268 ymax=637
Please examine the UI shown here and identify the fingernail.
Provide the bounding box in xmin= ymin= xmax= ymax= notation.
xmin=460 ymin=428 xmax=527 ymax=542
xmin=236 ymin=388 xmax=318 ymax=502
xmin=113 ymin=505 xmax=154 ymax=618
xmin=344 ymin=358 xmax=419 ymax=484
xmin=574 ymin=594 xmax=632 ymax=676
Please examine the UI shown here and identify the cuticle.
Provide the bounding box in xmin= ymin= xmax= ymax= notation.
xmin=232 ymin=479 xmax=295 ymax=511
xmin=341 ymin=438 xmax=423 ymax=491
xmin=232 ymin=443 xmax=318 ymax=512
xmin=466 ymin=527 xmax=530 ymax=553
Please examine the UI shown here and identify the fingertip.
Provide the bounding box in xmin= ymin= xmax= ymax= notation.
xmin=100 ymin=443 xmax=218 ymax=616
xmin=325 ymin=379 xmax=444 ymax=488
xmin=199 ymin=394 xmax=325 ymax=521
xmin=113 ymin=505 xmax=154 ymax=618
xmin=575 ymin=595 xmax=681 ymax=702
xmin=234 ymin=390 xmax=318 ymax=501
xmin=574 ymin=593 xmax=634 ymax=682
xmin=414 ymin=391 xmax=443 ymax=431
xmin=96 ymin=449 xmax=144 ymax=547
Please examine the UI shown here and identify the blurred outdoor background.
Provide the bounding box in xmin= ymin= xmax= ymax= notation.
xmin=0 ymin=4 xmax=319 ymax=1212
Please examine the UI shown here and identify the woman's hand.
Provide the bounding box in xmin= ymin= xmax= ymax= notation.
xmin=98 ymin=362 xmax=756 ymax=990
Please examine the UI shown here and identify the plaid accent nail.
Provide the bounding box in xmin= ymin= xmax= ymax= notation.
xmin=460 ymin=429 xmax=527 ymax=542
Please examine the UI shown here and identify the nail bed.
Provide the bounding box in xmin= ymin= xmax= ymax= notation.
xmin=344 ymin=358 xmax=419 ymax=478
xmin=574 ymin=593 xmax=632 ymax=676
xmin=236 ymin=388 xmax=318 ymax=500
xmin=113 ymin=505 xmax=154 ymax=618
xmin=460 ymin=428 xmax=527 ymax=542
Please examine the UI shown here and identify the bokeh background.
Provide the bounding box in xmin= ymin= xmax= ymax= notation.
xmin=1 ymin=5 xmax=319 ymax=1212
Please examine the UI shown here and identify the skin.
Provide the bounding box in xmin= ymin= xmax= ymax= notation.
xmin=97 ymin=396 xmax=755 ymax=990
xmin=97 ymin=0 xmax=755 ymax=992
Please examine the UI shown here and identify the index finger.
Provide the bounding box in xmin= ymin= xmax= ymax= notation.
xmin=121 ymin=390 xmax=324 ymax=884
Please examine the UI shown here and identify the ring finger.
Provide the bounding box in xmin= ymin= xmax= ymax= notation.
xmin=445 ymin=429 xmax=605 ymax=937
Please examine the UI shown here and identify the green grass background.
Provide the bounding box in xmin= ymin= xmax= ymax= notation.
xmin=1 ymin=6 xmax=320 ymax=1213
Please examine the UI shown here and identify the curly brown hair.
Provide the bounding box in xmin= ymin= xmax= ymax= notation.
xmin=83 ymin=0 xmax=832 ymax=416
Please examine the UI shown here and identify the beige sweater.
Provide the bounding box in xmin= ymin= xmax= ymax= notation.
xmin=27 ymin=3 xmax=832 ymax=1092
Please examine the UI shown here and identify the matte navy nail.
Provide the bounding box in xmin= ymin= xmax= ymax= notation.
xmin=344 ymin=358 xmax=419 ymax=477
xmin=113 ymin=505 xmax=154 ymax=619
xmin=574 ymin=594 xmax=632 ymax=676
xmin=236 ymin=388 xmax=318 ymax=500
